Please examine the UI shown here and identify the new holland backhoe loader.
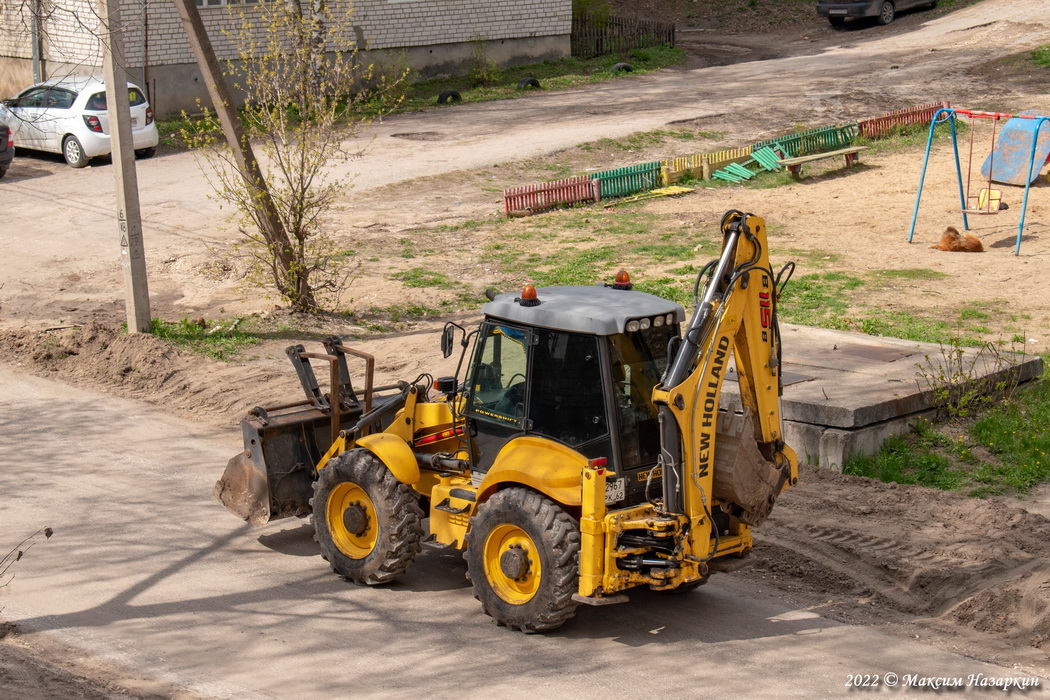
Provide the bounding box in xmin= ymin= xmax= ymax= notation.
xmin=215 ymin=210 xmax=798 ymax=632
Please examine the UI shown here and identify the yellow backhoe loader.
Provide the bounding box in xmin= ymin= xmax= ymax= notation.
xmin=215 ymin=210 xmax=798 ymax=631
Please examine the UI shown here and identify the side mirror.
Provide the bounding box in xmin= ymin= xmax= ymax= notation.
xmin=441 ymin=323 xmax=455 ymax=359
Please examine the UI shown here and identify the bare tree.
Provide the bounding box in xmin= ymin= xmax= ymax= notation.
xmin=185 ymin=0 xmax=405 ymax=312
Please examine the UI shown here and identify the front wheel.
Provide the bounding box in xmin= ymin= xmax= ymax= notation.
xmin=876 ymin=1 xmax=895 ymax=25
xmin=63 ymin=136 xmax=89 ymax=168
xmin=311 ymin=449 xmax=424 ymax=585
xmin=465 ymin=488 xmax=580 ymax=632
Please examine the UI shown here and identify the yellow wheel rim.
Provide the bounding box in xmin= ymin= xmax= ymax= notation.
xmin=327 ymin=483 xmax=378 ymax=558
xmin=483 ymin=523 xmax=541 ymax=604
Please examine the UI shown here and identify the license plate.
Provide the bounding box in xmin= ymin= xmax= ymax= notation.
xmin=605 ymin=477 xmax=626 ymax=504
xmin=829 ymin=9 xmax=847 ymax=14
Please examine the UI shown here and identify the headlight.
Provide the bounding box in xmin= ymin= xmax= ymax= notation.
xmin=626 ymin=320 xmax=640 ymax=332
xmin=639 ymin=318 xmax=651 ymax=330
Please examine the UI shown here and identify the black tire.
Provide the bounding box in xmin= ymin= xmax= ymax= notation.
xmin=311 ymin=449 xmax=424 ymax=585
xmin=437 ymin=90 xmax=461 ymax=105
xmin=828 ymin=16 xmax=845 ymax=27
xmin=611 ymin=62 xmax=633 ymax=73
xmin=63 ymin=136 xmax=89 ymax=168
xmin=517 ymin=77 xmax=541 ymax=90
xmin=135 ymin=147 xmax=156 ymax=159
xmin=926 ymin=0 xmax=938 ymax=7
xmin=464 ymin=488 xmax=580 ymax=632
xmin=876 ymin=1 xmax=895 ymax=25
xmin=0 ymin=166 xmax=7 ymax=179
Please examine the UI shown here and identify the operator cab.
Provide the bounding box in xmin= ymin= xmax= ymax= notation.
xmin=463 ymin=283 xmax=685 ymax=507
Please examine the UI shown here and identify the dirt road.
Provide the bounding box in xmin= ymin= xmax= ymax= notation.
xmin=3 ymin=0 xmax=1050 ymax=693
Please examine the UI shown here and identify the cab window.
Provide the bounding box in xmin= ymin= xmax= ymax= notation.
xmin=528 ymin=329 xmax=607 ymax=447
xmin=468 ymin=323 xmax=530 ymax=425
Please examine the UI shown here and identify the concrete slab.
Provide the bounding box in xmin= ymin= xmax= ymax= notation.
xmin=721 ymin=324 xmax=1044 ymax=472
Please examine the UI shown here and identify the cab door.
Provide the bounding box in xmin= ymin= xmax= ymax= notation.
xmin=463 ymin=322 xmax=532 ymax=473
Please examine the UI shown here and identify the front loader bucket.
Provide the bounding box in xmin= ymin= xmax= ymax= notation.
xmin=215 ymin=451 xmax=272 ymax=526
xmin=215 ymin=402 xmax=343 ymax=526
xmin=215 ymin=339 xmax=407 ymax=526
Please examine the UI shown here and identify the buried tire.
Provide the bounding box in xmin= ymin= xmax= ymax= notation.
xmin=311 ymin=449 xmax=424 ymax=585
xmin=437 ymin=90 xmax=461 ymax=105
xmin=464 ymin=488 xmax=580 ymax=632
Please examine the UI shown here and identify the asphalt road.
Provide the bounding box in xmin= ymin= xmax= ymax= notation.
xmin=0 ymin=365 xmax=1042 ymax=698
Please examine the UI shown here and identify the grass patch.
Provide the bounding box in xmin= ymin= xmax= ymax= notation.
xmin=870 ymin=268 xmax=948 ymax=281
xmin=777 ymin=272 xmax=864 ymax=327
xmin=391 ymin=267 xmax=460 ymax=289
xmin=157 ymin=45 xmax=688 ymax=149
xmin=146 ymin=317 xmax=258 ymax=360
xmin=1031 ymin=44 xmax=1050 ymax=70
xmin=579 ymin=128 xmax=702 ymax=153
xmin=401 ymin=45 xmax=687 ymax=112
xmin=845 ymin=362 xmax=1050 ymax=497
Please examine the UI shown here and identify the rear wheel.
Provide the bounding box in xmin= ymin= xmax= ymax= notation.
xmin=828 ymin=16 xmax=845 ymax=27
xmin=311 ymin=449 xmax=423 ymax=585
xmin=135 ymin=147 xmax=156 ymax=159
xmin=63 ymin=136 xmax=89 ymax=168
xmin=465 ymin=488 xmax=580 ymax=632
xmin=876 ymin=1 xmax=895 ymax=25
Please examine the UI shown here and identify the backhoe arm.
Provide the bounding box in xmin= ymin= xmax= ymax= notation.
xmin=652 ymin=211 xmax=798 ymax=557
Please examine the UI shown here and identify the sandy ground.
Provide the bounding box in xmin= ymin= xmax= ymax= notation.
xmin=3 ymin=0 xmax=1050 ymax=693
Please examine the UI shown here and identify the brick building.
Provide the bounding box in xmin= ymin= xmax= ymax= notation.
xmin=0 ymin=0 xmax=571 ymax=117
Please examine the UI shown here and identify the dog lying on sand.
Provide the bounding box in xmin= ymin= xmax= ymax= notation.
xmin=931 ymin=226 xmax=984 ymax=252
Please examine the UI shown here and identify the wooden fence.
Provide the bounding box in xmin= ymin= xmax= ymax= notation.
xmin=858 ymin=101 xmax=951 ymax=139
xmin=571 ymin=14 xmax=675 ymax=58
xmin=590 ymin=161 xmax=662 ymax=197
xmin=753 ymin=123 xmax=859 ymax=158
xmin=504 ymin=176 xmax=601 ymax=215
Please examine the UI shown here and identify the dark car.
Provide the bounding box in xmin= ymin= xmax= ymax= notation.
xmin=0 ymin=123 xmax=13 ymax=178
xmin=817 ymin=0 xmax=937 ymax=26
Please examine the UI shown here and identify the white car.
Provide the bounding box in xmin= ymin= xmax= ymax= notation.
xmin=1 ymin=76 xmax=159 ymax=168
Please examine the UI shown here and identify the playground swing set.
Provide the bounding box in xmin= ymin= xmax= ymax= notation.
xmin=908 ymin=108 xmax=1050 ymax=255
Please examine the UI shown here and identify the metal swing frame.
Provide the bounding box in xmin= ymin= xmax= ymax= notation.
xmin=908 ymin=107 xmax=1050 ymax=255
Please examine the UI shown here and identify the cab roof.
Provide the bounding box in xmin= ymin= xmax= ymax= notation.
xmin=482 ymin=284 xmax=685 ymax=336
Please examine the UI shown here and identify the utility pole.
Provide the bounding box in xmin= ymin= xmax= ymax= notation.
xmin=100 ymin=0 xmax=151 ymax=333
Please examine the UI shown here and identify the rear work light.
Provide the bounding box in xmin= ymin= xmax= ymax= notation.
xmin=83 ymin=115 xmax=103 ymax=133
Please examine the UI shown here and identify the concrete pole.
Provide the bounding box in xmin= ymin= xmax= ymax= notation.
xmin=100 ymin=0 xmax=152 ymax=333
